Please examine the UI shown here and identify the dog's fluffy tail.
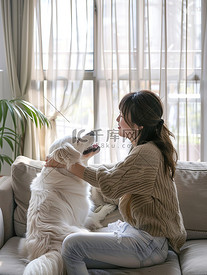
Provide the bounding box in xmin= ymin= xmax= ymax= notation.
xmin=23 ymin=250 xmax=64 ymax=275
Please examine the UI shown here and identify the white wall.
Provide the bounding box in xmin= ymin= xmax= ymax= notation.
xmin=0 ymin=7 xmax=13 ymax=175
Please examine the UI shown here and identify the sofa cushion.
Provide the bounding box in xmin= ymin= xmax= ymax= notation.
xmin=175 ymin=161 xmax=207 ymax=240
xmin=179 ymin=239 xmax=207 ymax=275
xmin=11 ymin=156 xmax=44 ymax=237
xmin=88 ymin=250 xmax=181 ymax=275
xmin=0 ymin=236 xmax=181 ymax=275
xmin=0 ymin=236 xmax=26 ymax=274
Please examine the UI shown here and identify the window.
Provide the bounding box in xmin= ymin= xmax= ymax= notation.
xmin=37 ymin=0 xmax=202 ymax=163
xmin=142 ymin=0 xmax=202 ymax=161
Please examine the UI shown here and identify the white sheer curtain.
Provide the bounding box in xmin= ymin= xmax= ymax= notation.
xmin=30 ymin=0 xmax=205 ymax=163
xmin=95 ymin=0 xmax=203 ymax=163
xmin=29 ymin=0 xmax=89 ymax=159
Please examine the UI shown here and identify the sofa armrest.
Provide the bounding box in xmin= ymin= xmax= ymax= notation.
xmin=0 ymin=176 xmax=14 ymax=244
xmin=0 ymin=208 xmax=4 ymax=248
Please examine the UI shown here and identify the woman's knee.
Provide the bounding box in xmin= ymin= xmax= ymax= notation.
xmin=62 ymin=232 xmax=84 ymax=258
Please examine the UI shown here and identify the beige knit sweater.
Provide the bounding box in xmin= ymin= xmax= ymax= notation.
xmin=83 ymin=142 xmax=187 ymax=253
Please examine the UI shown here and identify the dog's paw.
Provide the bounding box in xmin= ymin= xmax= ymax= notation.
xmin=87 ymin=204 xmax=117 ymax=230
xmin=84 ymin=217 xmax=102 ymax=230
xmin=94 ymin=204 xmax=117 ymax=222
xmin=101 ymin=204 xmax=117 ymax=215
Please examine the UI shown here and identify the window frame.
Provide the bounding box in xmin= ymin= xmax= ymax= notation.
xmin=41 ymin=0 xmax=204 ymax=162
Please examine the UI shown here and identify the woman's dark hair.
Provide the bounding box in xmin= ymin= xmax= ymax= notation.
xmin=119 ymin=90 xmax=178 ymax=179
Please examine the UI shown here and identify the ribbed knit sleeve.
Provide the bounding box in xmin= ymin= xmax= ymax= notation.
xmin=84 ymin=143 xmax=159 ymax=199
xmin=84 ymin=166 xmax=99 ymax=187
xmin=84 ymin=163 xmax=116 ymax=188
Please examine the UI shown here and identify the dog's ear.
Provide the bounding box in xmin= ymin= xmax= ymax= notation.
xmin=50 ymin=143 xmax=81 ymax=169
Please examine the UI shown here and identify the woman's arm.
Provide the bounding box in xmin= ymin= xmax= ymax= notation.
xmin=69 ymin=163 xmax=85 ymax=179
xmin=45 ymin=149 xmax=98 ymax=180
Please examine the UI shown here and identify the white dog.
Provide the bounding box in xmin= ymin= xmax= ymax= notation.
xmin=22 ymin=131 xmax=116 ymax=275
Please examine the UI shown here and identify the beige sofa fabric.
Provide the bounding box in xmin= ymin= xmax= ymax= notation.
xmin=89 ymin=250 xmax=181 ymax=275
xmin=11 ymin=156 xmax=44 ymax=237
xmin=180 ymin=240 xmax=207 ymax=275
xmin=0 ymin=176 xmax=14 ymax=242
xmin=0 ymin=235 xmax=181 ymax=275
xmin=0 ymin=237 xmax=26 ymax=274
xmin=1 ymin=157 xmax=207 ymax=275
xmin=175 ymin=161 xmax=207 ymax=239
xmin=0 ymin=208 xmax=4 ymax=249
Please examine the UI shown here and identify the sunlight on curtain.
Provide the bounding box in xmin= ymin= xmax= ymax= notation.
xmin=95 ymin=0 xmax=202 ymax=163
xmin=30 ymin=0 xmax=92 ymax=158
xmin=31 ymin=0 xmax=203 ymax=163
xmin=158 ymin=0 xmax=202 ymax=162
xmin=95 ymin=0 xmax=143 ymax=163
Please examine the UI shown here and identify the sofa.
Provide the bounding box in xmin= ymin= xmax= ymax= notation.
xmin=0 ymin=156 xmax=207 ymax=275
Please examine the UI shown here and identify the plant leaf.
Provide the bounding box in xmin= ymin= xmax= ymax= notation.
xmin=0 ymin=100 xmax=8 ymax=127
xmin=11 ymin=105 xmax=25 ymax=134
xmin=2 ymin=126 xmax=19 ymax=135
xmin=17 ymin=100 xmax=38 ymax=126
xmin=5 ymin=100 xmax=17 ymax=129
xmin=4 ymin=156 xmax=14 ymax=165
xmin=0 ymin=98 xmax=51 ymax=173
xmin=17 ymin=99 xmax=51 ymax=128
xmin=3 ymin=136 xmax=14 ymax=151
xmin=0 ymin=154 xmax=13 ymax=165
xmin=0 ymin=100 xmax=3 ymax=123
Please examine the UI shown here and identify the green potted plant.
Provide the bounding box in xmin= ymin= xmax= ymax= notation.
xmin=0 ymin=98 xmax=51 ymax=172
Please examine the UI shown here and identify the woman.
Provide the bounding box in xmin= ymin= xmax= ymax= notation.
xmin=46 ymin=90 xmax=186 ymax=274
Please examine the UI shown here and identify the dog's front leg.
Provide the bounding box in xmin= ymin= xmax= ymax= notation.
xmin=85 ymin=204 xmax=117 ymax=230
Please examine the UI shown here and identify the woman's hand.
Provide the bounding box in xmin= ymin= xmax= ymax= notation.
xmin=44 ymin=156 xmax=85 ymax=179
xmin=45 ymin=147 xmax=99 ymax=167
xmin=45 ymin=156 xmax=66 ymax=168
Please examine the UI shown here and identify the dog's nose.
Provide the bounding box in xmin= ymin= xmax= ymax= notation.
xmin=88 ymin=131 xmax=95 ymax=136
